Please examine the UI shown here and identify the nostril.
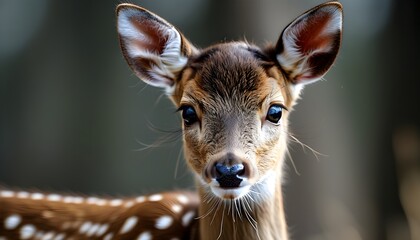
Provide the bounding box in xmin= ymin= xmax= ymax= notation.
xmin=237 ymin=167 xmax=245 ymax=176
xmin=214 ymin=163 xmax=228 ymax=178
xmin=230 ymin=164 xmax=245 ymax=177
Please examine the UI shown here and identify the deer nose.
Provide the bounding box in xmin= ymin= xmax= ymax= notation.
xmin=215 ymin=163 xmax=245 ymax=188
xmin=208 ymin=153 xmax=249 ymax=188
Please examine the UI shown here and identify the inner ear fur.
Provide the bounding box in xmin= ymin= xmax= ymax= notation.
xmin=117 ymin=4 xmax=196 ymax=92
xmin=276 ymin=2 xmax=343 ymax=85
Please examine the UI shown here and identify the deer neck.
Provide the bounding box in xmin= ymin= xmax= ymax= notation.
xmin=197 ymin=169 xmax=288 ymax=240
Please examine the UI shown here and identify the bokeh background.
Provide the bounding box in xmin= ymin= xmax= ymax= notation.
xmin=1 ymin=0 xmax=419 ymax=239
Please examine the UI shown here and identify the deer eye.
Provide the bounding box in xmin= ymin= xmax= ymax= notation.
xmin=180 ymin=105 xmax=198 ymax=126
xmin=266 ymin=104 xmax=283 ymax=124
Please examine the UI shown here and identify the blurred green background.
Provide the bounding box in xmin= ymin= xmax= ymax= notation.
xmin=1 ymin=0 xmax=419 ymax=239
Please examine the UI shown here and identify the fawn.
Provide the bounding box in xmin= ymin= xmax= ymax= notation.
xmin=0 ymin=1 xmax=342 ymax=239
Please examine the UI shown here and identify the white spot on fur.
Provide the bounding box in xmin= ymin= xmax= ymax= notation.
xmin=171 ymin=204 xmax=182 ymax=213
xmin=182 ymin=211 xmax=195 ymax=227
xmin=73 ymin=196 xmax=84 ymax=204
xmin=0 ymin=190 xmax=14 ymax=198
xmin=137 ymin=231 xmax=152 ymax=240
xmin=96 ymin=223 xmax=109 ymax=236
xmin=124 ymin=201 xmax=135 ymax=208
xmin=86 ymin=223 xmax=100 ymax=237
xmin=155 ymin=215 xmax=173 ymax=229
xmin=96 ymin=199 xmax=107 ymax=206
xmin=63 ymin=196 xmax=84 ymax=204
xmin=41 ymin=231 xmax=54 ymax=240
xmin=20 ymin=224 xmax=36 ymax=239
xmin=47 ymin=194 xmax=62 ymax=202
xmin=79 ymin=222 xmax=92 ymax=234
xmin=53 ymin=233 xmax=65 ymax=240
xmin=31 ymin=193 xmax=44 ymax=200
xmin=148 ymin=194 xmax=162 ymax=202
xmin=136 ymin=196 xmax=145 ymax=203
xmin=4 ymin=214 xmax=21 ymax=229
xmin=177 ymin=194 xmax=188 ymax=204
xmin=17 ymin=191 xmax=29 ymax=199
xmin=119 ymin=216 xmax=138 ymax=234
xmin=86 ymin=197 xmax=99 ymax=204
xmin=110 ymin=199 xmax=123 ymax=207
xmin=103 ymin=233 xmax=114 ymax=240
xmin=86 ymin=197 xmax=107 ymax=206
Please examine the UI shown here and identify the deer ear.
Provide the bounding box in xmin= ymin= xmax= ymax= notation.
xmin=117 ymin=4 xmax=196 ymax=92
xmin=276 ymin=2 xmax=342 ymax=85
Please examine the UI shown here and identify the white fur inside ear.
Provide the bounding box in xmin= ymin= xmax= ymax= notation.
xmin=118 ymin=8 xmax=150 ymax=47
xmin=277 ymin=6 xmax=342 ymax=84
xmin=118 ymin=8 xmax=188 ymax=92
xmin=321 ymin=8 xmax=342 ymax=36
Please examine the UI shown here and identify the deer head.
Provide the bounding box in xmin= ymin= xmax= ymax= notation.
xmin=117 ymin=2 xmax=342 ymax=202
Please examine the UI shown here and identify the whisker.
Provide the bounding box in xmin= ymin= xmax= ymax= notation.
xmin=248 ymin=189 xmax=261 ymax=196
xmin=132 ymin=79 xmax=149 ymax=93
xmin=197 ymin=196 xmax=220 ymax=220
xmin=129 ymin=79 xmax=142 ymax=88
xmin=153 ymin=92 xmax=167 ymax=106
xmin=210 ymin=199 xmax=223 ymax=225
xmin=246 ymin=193 xmax=257 ymax=203
xmin=286 ymin=149 xmax=301 ymax=176
xmin=243 ymin=196 xmax=260 ymax=240
xmin=230 ymin=200 xmax=236 ymax=223
xmin=234 ymin=199 xmax=242 ymax=221
xmin=133 ymin=122 xmax=182 ymax=152
xmin=288 ymin=133 xmax=328 ymax=160
xmin=216 ymin=201 xmax=226 ymax=240
xmin=174 ymin=146 xmax=184 ymax=179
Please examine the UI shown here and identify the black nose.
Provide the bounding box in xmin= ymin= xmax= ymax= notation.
xmin=215 ymin=163 xmax=245 ymax=188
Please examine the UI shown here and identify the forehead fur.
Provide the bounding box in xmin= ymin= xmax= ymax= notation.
xmin=177 ymin=42 xmax=283 ymax=111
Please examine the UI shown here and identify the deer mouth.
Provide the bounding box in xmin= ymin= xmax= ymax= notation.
xmin=209 ymin=179 xmax=251 ymax=200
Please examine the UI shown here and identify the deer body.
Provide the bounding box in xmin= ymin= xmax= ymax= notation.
xmin=0 ymin=190 xmax=199 ymax=239
xmin=0 ymin=2 xmax=342 ymax=239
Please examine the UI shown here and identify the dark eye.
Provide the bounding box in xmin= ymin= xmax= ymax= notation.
xmin=181 ymin=105 xmax=198 ymax=126
xmin=266 ymin=104 xmax=283 ymax=124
